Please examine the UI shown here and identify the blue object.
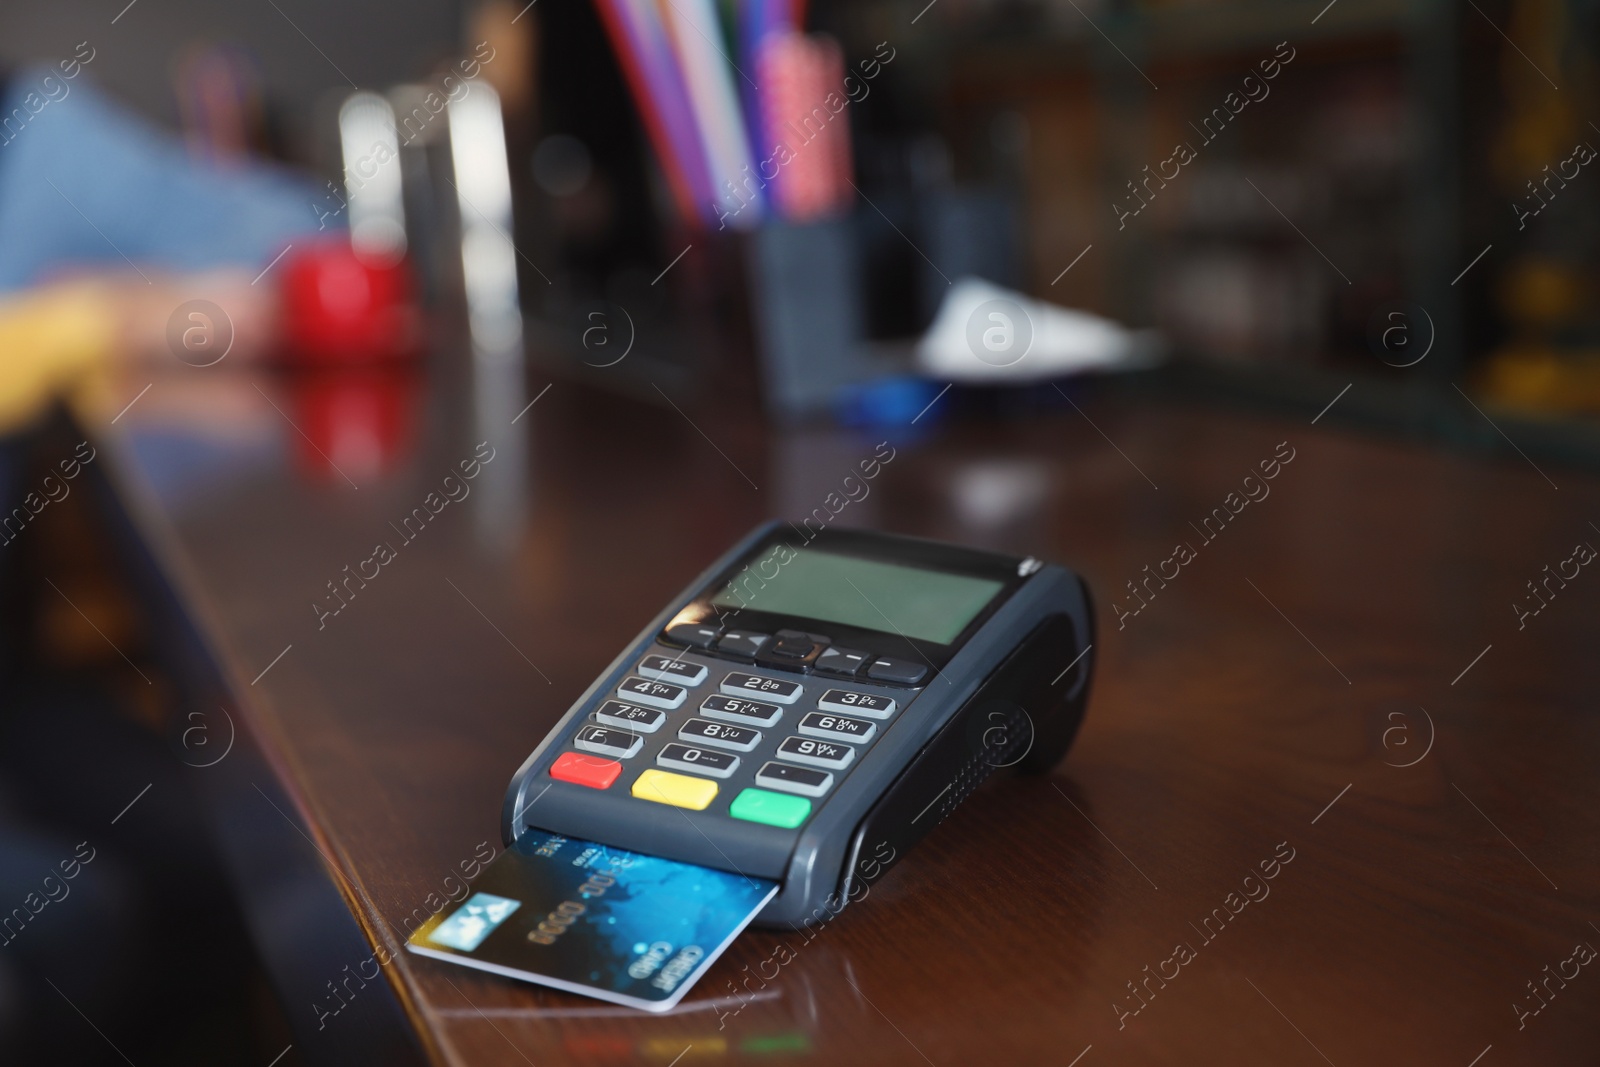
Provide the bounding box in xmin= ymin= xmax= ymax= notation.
xmin=409 ymin=833 xmax=777 ymax=1010
xmin=834 ymin=375 xmax=947 ymax=428
xmin=0 ymin=65 xmax=332 ymax=292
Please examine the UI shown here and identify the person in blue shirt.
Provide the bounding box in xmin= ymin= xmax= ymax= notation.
xmin=0 ymin=61 xmax=323 ymax=293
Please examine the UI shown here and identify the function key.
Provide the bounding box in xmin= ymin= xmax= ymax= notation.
xmin=594 ymin=700 xmax=666 ymax=733
xmin=550 ymin=751 xmax=621 ymax=789
xmin=631 ymin=768 xmax=718 ymax=810
xmin=664 ymin=621 xmax=722 ymax=649
xmin=818 ymin=689 xmax=897 ymax=719
xmin=656 ymin=743 xmax=739 ymax=779
xmin=637 ymin=655 xmax=708 ymax=687
xmin=714 ymin=630 xmax=770 ymax=659
xmin=814 ymin=647 xmax=871 ymax=678
xmin=574 ymin=724 xmax=643 ymax=759
xmin=721 ymin=672 xmax=802 ymax=704
xmin=679 ymin=718 xmax=762 ymax=752
xmin=618 ymin=676 xmax=688 ymax=709
xmin=700 ymin=694 xmax=784 ymax=728
xmin=797 ymin=711 xmax=876 ymax=744
xmin=754 ymin=630 xmax=826 ymax=669
xmin=730 ymin=787 xmax=812 ymax=828
xmin=866 ymin=657 xmax=927 ymax=685
xmin=754 ymin=761 xmax=834 ymax=798
xmin=776 ymin=735 xmax=856 ymax=770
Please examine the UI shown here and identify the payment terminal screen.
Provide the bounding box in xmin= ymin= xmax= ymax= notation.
xmin=713 ymin=548 xmax=1004 ymax=644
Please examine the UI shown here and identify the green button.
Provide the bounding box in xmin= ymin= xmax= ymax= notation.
xmin=729 ymin=788 xmax=811 ymax=829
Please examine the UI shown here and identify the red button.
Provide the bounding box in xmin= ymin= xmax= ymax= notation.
xmin=550 ymin=751 xmax=622 ymax=789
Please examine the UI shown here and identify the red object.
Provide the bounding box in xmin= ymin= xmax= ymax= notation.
xmin=563 ymin=1036 xmax=635 ymax=1059
xmin=278 ymin=241 xmax=421 ymax=362
xmin=288 ymin=367 xmax=419 ymax=484
xmin=549 ymin=752 xmax=622 ymax=790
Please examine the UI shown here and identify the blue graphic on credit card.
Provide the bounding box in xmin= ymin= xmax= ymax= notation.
xmin=407 ymin=833 xmax=779 ymax=1010
xmin=428 ymin=892 xmax=522 ymax=951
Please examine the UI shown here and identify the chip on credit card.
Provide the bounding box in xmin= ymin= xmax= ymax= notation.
xmin=406 ymin=831 xmax=779 ymax=1011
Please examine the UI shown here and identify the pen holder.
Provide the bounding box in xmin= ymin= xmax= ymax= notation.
xmin=745 ymin=213 xmax=868 ymax=421
xmin=743 ymin=185 xmax=1023 ymax=421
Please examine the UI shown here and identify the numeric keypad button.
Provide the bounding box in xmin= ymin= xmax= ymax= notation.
xmin=817 ymin=688 xmax=897 ymax=719
xmin=594 ymin=701 xmax=666 ymax=733
xmin=700 ymin=694 xmax=783 ymax=727
xmin=637 ymin=655 xmax=708 ymax=686
xmin=618 ymin=676 xmax=688 ymax=709
xmin=776 ymin=735 xmax=855 ymax=769
xmin=797 ymin=711 xmax=876 ymax=744
xmin=656 ymin=743 xmax=739 ymax=778
xmin=679 ymin=718 xmax=762 ymax=753
xmin=721 ymin=672 xmax=802 ymax=704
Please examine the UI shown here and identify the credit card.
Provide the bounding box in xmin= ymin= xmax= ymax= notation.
xmin=407 ymin=830 xmax=779 ymax=1012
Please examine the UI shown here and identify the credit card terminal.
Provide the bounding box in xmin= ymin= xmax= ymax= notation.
xmin=502 ymin=523 xmax=1094 ymax=926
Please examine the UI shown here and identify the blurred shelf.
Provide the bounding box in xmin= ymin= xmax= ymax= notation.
xmin=947 ymin=0 xmax=1427 ymax=74
xmin=1129 ymin=0 xmax=1429 ymax=60
xmin=1130 ymin=358 xmax=1600 ymax=470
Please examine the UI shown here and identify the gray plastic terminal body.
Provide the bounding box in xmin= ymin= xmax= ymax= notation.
xmin=500 ymin=522 xmax=1093 ymax=926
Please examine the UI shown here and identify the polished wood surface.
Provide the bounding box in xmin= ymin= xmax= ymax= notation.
xmin=103 ymin=366 xmax=1600 ymax=1066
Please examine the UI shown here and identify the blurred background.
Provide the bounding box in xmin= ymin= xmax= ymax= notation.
xmin=6 ymin=0 xmax=1599 ymax=454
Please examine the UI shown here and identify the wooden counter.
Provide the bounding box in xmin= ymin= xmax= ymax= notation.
xmin=95 ymin=365 xmax=1600 ymax=1065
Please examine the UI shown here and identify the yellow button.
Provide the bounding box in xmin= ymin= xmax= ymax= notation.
xmin=632 ymin=768 xmax=719 ymax=810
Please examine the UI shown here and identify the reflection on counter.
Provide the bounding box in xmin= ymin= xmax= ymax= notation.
xmin=286 ymin=368 xmax=422 ymax=486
